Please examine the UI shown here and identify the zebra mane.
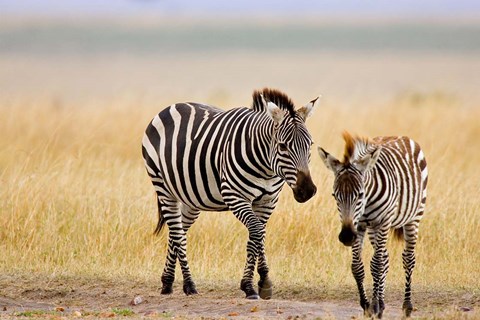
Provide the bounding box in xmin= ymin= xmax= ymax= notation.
xmin=251 ymin=88 xmax=296 ymax=117
xmin=342 ymin=131 xmax=376 ymax=164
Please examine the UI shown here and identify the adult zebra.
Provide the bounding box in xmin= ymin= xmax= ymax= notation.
xmin=142 ymin=88 xmax=319 ymax=299
xmin=318 ymin=132 xmax=428 ymax=319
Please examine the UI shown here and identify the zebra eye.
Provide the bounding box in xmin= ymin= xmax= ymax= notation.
xmin=278 ymin=142 xmax=288 ymax=152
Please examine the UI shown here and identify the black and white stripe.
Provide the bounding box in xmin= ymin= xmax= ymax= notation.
xmin=318 ymin=132 xmax=428 ymax=319
xmin=142 ymin=88 xmax=319 ymax=299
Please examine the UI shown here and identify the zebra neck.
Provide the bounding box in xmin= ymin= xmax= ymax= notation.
xmin=246 ymin=114 xmax=276 ymax=178
xmin=364 ymin=170 xmax=375 ymax=194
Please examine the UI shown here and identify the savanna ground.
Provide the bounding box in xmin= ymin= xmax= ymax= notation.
xmin=1 ymin=18 xmax=480 ymax=319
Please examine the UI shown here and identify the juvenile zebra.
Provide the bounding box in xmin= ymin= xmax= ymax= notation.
xmin=142 ymin=88 xmax=319 ymax=299
xmin=318 ymin=132 xmax=428 ymax=319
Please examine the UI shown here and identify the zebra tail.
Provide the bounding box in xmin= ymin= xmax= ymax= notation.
xmin=153 ymin=206 xmax=165 ymax=236
xmin=392 ymin=228 xmax=404 ymax=241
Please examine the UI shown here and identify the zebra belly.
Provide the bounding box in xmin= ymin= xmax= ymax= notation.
xmin=363 ymin=193 xmax=421 ymax=229
xmin=390 ymin=196 xmax=422 ymax=228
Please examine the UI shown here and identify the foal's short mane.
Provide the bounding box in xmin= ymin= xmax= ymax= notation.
xmin=342 ymin=131 xmax=374 ymax=164
xmin=252 ymin=88 xmax=296 ymax=117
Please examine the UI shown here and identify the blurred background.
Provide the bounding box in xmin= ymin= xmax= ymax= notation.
xmin=1 ymin=0 xmax=480 ymax=306
xmin=1 ymin=0 xmax=479 ymax=108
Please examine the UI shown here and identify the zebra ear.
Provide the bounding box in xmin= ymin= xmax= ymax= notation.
xmin=318 ymin=146 xmax=342 ymax=173
xmin=264 ymin=98 xmax=285 ymax=124
xmin=297 ymin=95 xmax=321 ymax=121
xmin=354 ymin=147 xmax=382 ymax=173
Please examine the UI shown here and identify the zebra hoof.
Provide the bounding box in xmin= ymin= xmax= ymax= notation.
xmin=183 ymin=281 xmax=198 ymax=295
xmin=258 ymin=278 xmax=273 ymax=300
xmin=161 ymin=274 xmax=174 ymax=295
xmin=402 ymin=301 xmax=413 ymax=318
xmin=361 ymin=300 xmax=370 ymax=314
xmin=240 ymin=279 xmax=259 ymax=300
xmin=368 ymin=300 xmax=381 ymax=319
xmin=160 ymin=284 xmax=173 ymax=295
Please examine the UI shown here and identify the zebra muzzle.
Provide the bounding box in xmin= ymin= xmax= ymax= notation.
xmin=292 ymin=171 xmax=317 ymax=203
xmin=338 ymin=226 xmax=357 ymax=247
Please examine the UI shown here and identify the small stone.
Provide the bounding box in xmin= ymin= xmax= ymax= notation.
xmin=73 ymin=311 xmax=82 ymax=317
xmin=250 ymin=305 xmax=259 ymax=312
xmin=228 ymin=312 xmax=239 ymax=316
xmin=2 ymin=307 xmax=7 ymax=311
xmin=130 ymin=296 xmax=144 ymax=306
xmin=459 ymin=306 xmax=472 ymax=312
xmin=55 ymin=307 xmax=65 ymax=312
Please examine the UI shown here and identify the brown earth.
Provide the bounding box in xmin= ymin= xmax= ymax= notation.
xmin=0 ymin=275 xmax=478 ymax=319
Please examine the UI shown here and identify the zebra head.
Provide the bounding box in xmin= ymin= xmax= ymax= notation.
xmin=317 ymin=133 xmax=382 ymax=246
xmin=259 ymin=91 xmax=319 ymax=203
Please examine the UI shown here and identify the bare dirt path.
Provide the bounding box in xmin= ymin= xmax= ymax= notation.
xmin=0 ymin=275 xmax=478 ymax=319
xmin=0 ymin=294 xmax=398 ymax=319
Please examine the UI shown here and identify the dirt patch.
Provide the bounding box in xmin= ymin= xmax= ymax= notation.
xmin=0 ymin=275 xmax=478 ymax=319
xmin=0 ymin=294 xmax=390 ymax=319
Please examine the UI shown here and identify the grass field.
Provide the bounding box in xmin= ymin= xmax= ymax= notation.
xmin=1 ymin=18 xmax=480 ymax=318
xmin=1 ymin=89 xmax=479 ymax=318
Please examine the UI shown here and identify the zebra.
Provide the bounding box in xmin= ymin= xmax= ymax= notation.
xmin=317 ymin=131 xmax=428 ymax=319
xmin=142 ymin=88 xmax=319 ymax=299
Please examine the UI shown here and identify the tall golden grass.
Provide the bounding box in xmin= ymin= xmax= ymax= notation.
xmin=1 ymin=93 xmax=479 ymax=296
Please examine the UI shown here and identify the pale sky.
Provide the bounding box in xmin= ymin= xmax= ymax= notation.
xmin=1 ymin=0 xmax=479 ymax=17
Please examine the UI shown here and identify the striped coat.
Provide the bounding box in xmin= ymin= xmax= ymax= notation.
xmin=318 ymin=132 xmax=428 ymax=318
xmin=142 ymin=88 xmax=319 ymax=299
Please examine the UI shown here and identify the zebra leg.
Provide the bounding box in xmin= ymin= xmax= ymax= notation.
xmin=351 ymin=231 xmax=369 ymax=315
xmin=368 ymin=227 xmax=390 ymax=319
xmin=256 ymin=218 xmax=272 ymax=300
xmin=180 ymin=205 xmax=201 ymax=295
xmin=257 ymin=241 xmax=273 ymax=300
xmin=157 ymin=197 xmax=180 ymax=294
xmin=257 ymin=265 xmax=273 ymax=300
xmin=233 ymin=205 xmax=264 ymax=299
xmin=171 ymin=214 xmax=197 ymax=296
xmin=161 ymin=237 xmax=175 ymax=294
xmin=402 ymin=221 xmax=420 ymax=318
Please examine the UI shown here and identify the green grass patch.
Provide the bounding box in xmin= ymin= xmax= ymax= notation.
xmin=112 ymin=308 xmax=134 ymax=316
xmin=15 ymin=310 xmax=55 ymax=317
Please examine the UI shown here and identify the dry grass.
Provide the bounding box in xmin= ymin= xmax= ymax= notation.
xmin=1 ymin=91 xmax=479 ymax=303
